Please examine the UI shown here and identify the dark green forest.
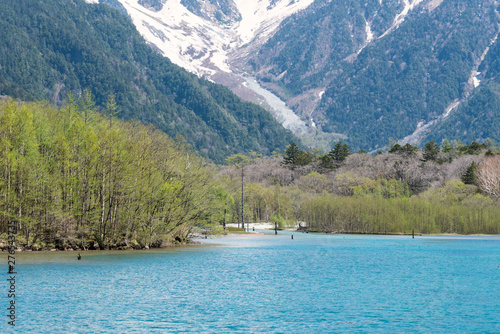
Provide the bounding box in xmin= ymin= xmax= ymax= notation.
xmin=250 ymin=0 xmax=401 ymax=97
xmin=0 ymin=0 xmax=297 ymax=163
xmin=248 ymin=0 xmax=500 ymax=151
xmin=423 ymin=30 xmax=500 ymax=144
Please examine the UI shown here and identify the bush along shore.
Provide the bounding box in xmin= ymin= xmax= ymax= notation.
xmin=0 ymin=99 xmax=231 ymax=251
xmin=0 ymin=234 xmax=197 ymax=252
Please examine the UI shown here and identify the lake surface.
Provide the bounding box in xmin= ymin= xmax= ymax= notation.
xmin=3 ymin=231 xmax=500 ymax=333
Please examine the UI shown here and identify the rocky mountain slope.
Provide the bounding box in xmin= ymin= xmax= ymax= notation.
xmin=109 ymin=0 xmax=316 ymax=136
xmin=114 ymin=0 xmax=500 ymax=150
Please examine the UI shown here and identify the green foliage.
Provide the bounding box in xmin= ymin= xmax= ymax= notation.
xmin=441 ymin=139 xmax=453 ymax=153
xmin=319 ymin=154 xmax=334 ymax=169
xmin=283 ymin=142 xmax=311 ymax=169
xmin=226 ymin=226 xmax=245 ymax=233
xmin=301 ymin=190 xmax=499 ymax=235
xmin=352 ymin=178 xmax=411 ymax=199
xmin=423 ymin=141 xmax=440 ymax=161
xmin=389 ymin=143 xmax=418 ymax=156
xmin=283 ymin=142 xmax=300 ymax=166
xmin=0 ymin=0 xmax=298 ymax=163
xmin=295 ymin=151 xmax=314 ymax=166
xmin=0 ymin=100 xmax=230 ymax=248
xmin=465 ymin=141 xmax=488 ymax=155
xmin=461 ymin=161 xmax=479 ymax=185
xmin=270 ymin=213 xmax=285 ymax=229
xmin=226 ymin=153 xmax=251 ymax=168
xmin=329 ymin=141 xmax=351 ymax=163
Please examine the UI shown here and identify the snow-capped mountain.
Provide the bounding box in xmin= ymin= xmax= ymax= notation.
xmin=0 ymin=0 xmax=302 ymax=162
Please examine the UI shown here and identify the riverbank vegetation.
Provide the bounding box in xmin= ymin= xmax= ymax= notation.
xmin=0 ymin=99 xmax=231 ymax=251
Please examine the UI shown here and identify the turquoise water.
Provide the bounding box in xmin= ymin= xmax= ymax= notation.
xmin=3 ymin=232 xmax=500 ymax=333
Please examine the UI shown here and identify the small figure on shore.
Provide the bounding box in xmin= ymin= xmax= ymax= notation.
xmin=77 ymin=253 xmax=82 ymax=260
xmin=291 ymin=235 xmax=294 ymax=239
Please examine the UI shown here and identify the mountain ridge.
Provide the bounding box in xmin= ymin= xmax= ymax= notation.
xmin=0 ymin=0 xmax=299 ymax=163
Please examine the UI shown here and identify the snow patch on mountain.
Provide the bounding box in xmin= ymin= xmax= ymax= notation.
xmin=443 ymin=100 xmax=461 ymax=119
xmin=380 ymin=0 xmax=424 ymax=39
xmin=468 ymin=33 xmax=499 ymax=90
xmin=401 ymin=120 xmax=436 ymax=146
xmin=357 ymin=18 xmax=374 ymax=54
xmin=473 ymin=72 xmax=481 ymax=88
xmin=117 ymin=0 xmax=234 ymax=76
xmin=233 ymin=0 xmax=314 ymax=46
xmin=117 ymin=0 xmax=314 ymax=77
xmin=425 ymin=0 xmax=444 ymax=12
xmin=240 ymin=75 xmax=308 ymax=133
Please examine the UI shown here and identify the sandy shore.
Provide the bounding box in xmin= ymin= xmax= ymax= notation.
xmin=226 ymin=222 xmax=299 ymax=231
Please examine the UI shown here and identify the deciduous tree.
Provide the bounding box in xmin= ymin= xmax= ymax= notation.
xmin=477 ymin=156 xmax=500 ymax=198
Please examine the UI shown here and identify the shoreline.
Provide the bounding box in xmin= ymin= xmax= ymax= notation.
xmin=0 ymin=240 xmax=201 ymax=252
xmin=2 ymin=230 xmax=498 ymax=252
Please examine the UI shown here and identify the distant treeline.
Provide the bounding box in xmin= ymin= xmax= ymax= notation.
xmin=222 ymin=140 xmax=500 ymax=235
xmin=301 ymin=194 xmax=500 ymax=235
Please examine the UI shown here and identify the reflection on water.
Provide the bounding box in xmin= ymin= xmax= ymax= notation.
xmin=3 ymin=232 xmax=499 ymax=333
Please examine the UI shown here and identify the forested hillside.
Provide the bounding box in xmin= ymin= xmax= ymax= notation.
xmin=248 ymin=0 xmax=401 ymax=97
xmin=247 ymin=0 xmax=500 ymax=150
xmin=423 ymin=33 xmax=500 ymax=144
xmin=0 ymin=0 xmax=297 ymax=163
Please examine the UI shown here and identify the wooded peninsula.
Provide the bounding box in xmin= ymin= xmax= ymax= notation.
xmin=1 ymin=99 xmax=499 ymax=251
